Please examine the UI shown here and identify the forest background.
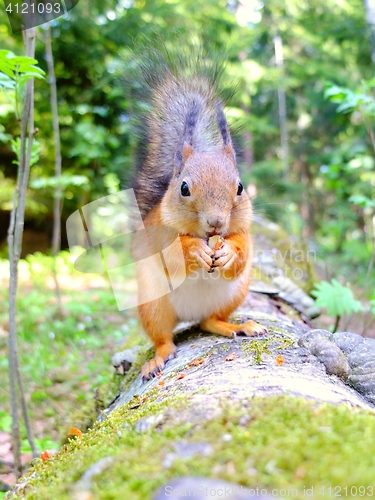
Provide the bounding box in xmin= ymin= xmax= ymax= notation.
xmin=1 ymin=0 xmax=375 ymax=492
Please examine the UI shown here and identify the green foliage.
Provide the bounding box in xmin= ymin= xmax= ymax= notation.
xmin=311 ymin=279 xmax=364 ymax=317
xmin=349 ymin=195 xmax=375 ymax=209
xmin=0 ymin=410 xmax=12 ymax=432
xmin=10 ymin=138 xmax=40 ymax=166
xmin=325 ymin=81 xmax=375 ymax=115
xmin=0 ymin=51 xmax=45 ymax=80
xmin=0 ymin=0 xmax=374 ymax=310
xmin=371 ymin=298 xmax=375 ymax=316
xmin=0 ymin=50 xmax=45 ymax=119
xmin=30 ymin=174 xmax=89 ymax=190
xmin=21 ymin=436 xmax=59 ymax=454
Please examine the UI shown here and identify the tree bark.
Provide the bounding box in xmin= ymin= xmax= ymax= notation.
xmin=7 ymin=25 xmax=38 ymax=479
xmin=107 ymin=305 xmax=373 ymax=418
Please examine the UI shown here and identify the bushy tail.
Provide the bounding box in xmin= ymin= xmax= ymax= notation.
xmin=125 ymin=41 xmax=233 ymax=219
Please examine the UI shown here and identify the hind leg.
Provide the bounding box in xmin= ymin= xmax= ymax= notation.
xmin=201 ymin=265 xmax=267 ymax=338
xmin=139 ymin=295 xmax=177 ymax=382
xmin=201 ymin=315 xmax=267 ymax=338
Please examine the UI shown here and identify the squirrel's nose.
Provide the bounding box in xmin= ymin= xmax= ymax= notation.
xmin=207 ymin=216 xmax=224 ymax=229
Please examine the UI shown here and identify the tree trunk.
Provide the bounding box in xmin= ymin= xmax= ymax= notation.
xmin=274 ymin=34 xmax=289 ymax=179
xmin=240 ymin=103 xmax=254 ymax=170
xmin=7 ymin=25 xmax=38 ymax=480
xmin=44 ymin=24 xmax=63 ymax=312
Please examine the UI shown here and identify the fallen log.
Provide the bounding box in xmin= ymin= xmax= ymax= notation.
xmin=8 ymin=218 xmax=375 ymax=500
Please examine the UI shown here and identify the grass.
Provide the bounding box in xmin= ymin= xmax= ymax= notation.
xmin=0 ymin=251 xmax=143 ymax=452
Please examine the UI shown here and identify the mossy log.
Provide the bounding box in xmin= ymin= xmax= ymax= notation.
xmin=8 ymin=219 xmax=375 ymax=500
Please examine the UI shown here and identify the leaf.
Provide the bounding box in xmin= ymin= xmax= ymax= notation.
xmin=68 ymin=427 xmax=82 ymax=438
xmin=0 ymin=49 xmax=15 ymax=58
xmin=17 ymin=64 xmax=45 ymax=76
xmin=0 ymin=66 xmax=15 ymax=79
xmin=0 ymin=52 xmax=45 ymax=84
xmin=0 ymin=73 xmax=15 ymax=89
xmin=40 ymin=450 xmax=51 ymax=461
xmin=9 ymin=56 xmax=39 ymax=65
xmin=324 ymin=83 xmax=349 ymax=102
xmin=17 ymin=72 xmax=45 ymax=88
xmin=11 ymin=138 xmax=40 ymax=167
xmin=225 ymin=352 xmax=236 ymax=361
xmin=349 ymin=195 xmax=375 ymax=209
xmin=275 ymin=354 xmax=284 ymax=366
xmin=311 ymin=280 xmax=364 ymax=317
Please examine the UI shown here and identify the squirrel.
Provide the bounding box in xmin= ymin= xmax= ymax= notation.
xmin=129 ymin=45 xmax=267 ymax=381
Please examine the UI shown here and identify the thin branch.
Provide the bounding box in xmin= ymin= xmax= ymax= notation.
xmin=45 ymin=24 xmax=63 ymax=312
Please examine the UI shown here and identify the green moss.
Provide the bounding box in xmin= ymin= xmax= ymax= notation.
xmin=219 ymin=344 xmax=231 ymax=352
xmin=11 ymin=395 xmax=375 ymax=500
xmin=242 ymin=338 xmax=273 ymax=364
xmin=241 ymin=332 xmax=295 ymax=364
xmin=119 ymin=346 xmax=155 ymax=391
xmin=60 ymin=373 xmax=122 ymax=443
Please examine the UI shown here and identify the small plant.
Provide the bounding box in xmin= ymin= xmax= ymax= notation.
xmin=311 ymin=279 xmax=364 ymax=332
xmin=0 ymin=50 xmax=45 ymax=119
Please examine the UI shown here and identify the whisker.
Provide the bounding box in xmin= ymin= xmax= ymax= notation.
xmin=246 ymin=181 xmax=280 ymax=200
xmin=252 ymin=202 xmax=287 ymax=208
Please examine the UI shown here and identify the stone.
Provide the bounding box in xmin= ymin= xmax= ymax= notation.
xmin=298 ymin=329 xmax=333 ymax=349
xmin=111 ymin=347 xmax=140 ymax=375
xmin=309 ymin=340 xmax=350 ymax=378
xmin=333 ymin=332 xmax=363 ymax=354
xmin=135 ymin=414 xmax=164 ymax=433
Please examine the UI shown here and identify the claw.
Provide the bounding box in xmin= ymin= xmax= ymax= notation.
xmin=166 ymin=351 xmax=177 ymax=362
xmin=141 ymin=348 xmax=176 ymax=383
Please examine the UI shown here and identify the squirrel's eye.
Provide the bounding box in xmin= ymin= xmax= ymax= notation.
xmin=181 ymin=181 xmax=190 ymax=197
xmin=237 ymin=182 xmax=244 ymax=196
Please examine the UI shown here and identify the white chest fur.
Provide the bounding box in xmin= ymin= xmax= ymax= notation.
xmin=168 ymin=268 xmax=243 ymax=322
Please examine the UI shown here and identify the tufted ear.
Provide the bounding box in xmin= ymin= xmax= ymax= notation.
xmin=216 ymin=103 xmax=236 ymax=164
xmin=223 ymin=141 xmax=236 ymax=164
xmin=174 ymin=142 xmax=194 ymax=174
xmin=182 ymin=142 xmax=194 ymax=162
xmin=174 ymin=102 xmax=198 ymax=174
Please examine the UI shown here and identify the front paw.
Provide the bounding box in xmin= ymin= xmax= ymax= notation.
xmin=189 ymin=240 xmax=214 ymax=272
xmin=212 ymin=242 xmax=235 ymax=271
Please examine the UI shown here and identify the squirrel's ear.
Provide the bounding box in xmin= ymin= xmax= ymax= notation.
xmin=216 ymin=104 xmax=236 ymax=164
xmin=182 ymin=142 xmax=194 ymax=162
xmin=223 ymin=142 xmax=236 ymax=164
xmin=174 ymin=142 xmax=194 ymax=173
